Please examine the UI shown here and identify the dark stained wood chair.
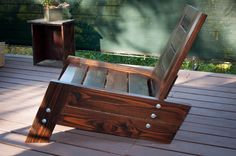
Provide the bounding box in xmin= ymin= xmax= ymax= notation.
xmin=26 ymin=5 xmax=207 ymax=143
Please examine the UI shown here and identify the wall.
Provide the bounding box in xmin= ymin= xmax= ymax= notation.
xmin=0 ymin=0 xmax=236 ymax=61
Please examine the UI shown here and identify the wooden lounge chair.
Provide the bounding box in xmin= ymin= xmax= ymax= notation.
xmin=26 ymin=5 xmax=207 ymax=143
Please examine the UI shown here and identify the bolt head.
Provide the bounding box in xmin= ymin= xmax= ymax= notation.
xmin=155 ymin=104 xmax=161 ymax=109
xmin=151 ymin=113 xmax=157 ymax=119
xmin=41 ymin=119 xmax=47 ymax=124
xmin=146 ymin=123 xmax=151 ymax=129
xmin=46 ymin=108 xmax=51 ymax=113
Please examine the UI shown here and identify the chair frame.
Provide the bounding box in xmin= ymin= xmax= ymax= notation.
xmin=26 ymin=5 xmax=207 ymax=143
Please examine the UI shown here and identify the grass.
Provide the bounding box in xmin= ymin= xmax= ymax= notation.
xmin=3 ymin=45 xmax=236 ymax=74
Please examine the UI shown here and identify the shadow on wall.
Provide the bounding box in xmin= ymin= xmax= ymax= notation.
xmin=70 ymin=0 xmax=186 ymax=55
xmin=74 ymin=21 xmax=102 ymax=51
xmin=70 ymin=0 xmax=236 ymax=61
xmin=0 ymin=10 xmax=32 ymax=45
xmin=0 ymin=2 xmax=43 ymax=45
xmin=192 ymin=0 xmax=236 ymax=61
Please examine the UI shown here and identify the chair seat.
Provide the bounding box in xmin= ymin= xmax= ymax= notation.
xmin=60 ymin=63 xmax=154 ymax=97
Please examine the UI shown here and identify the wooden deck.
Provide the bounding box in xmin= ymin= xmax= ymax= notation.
xmin=0 ymin=55 xmax=236 ymax=156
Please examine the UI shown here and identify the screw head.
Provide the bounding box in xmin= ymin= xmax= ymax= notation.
xmin=151 ymin=113 xmax=157 ymax=119
xmin=46 ymin=108 xmax=51 ymax=113
xmin=155 ymin=104 xmax=161 ymax=109
xmin=41 ymin=118 xmax=47 ymax=124
xmin=146 ymin=123 xmax=151 ymax=129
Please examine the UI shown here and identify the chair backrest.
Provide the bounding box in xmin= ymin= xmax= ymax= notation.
xmin=152 ymin=5 xmax=207 ymax=99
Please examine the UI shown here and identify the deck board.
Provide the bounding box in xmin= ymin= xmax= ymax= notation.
xmin=0 ymin=55 xmax=236 ymax=156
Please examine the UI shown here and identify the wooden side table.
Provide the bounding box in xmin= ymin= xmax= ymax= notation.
xmin=28 ymin=19 xmax=75 ymax=67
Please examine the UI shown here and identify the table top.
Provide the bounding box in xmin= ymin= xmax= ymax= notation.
xmin=28 ymin=19 xmax=74 ymax=26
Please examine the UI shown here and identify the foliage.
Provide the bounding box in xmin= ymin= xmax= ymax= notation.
xmin=76 ymin=50 xmax=158 ymax=66
xmin=40 ymin=0 xmax=69 ymax=8
xmin=181 ymin=58 xmax=236 ymax=74
xmin=3 ymin=45 xmax=236 ymax=74
xmin=40 ymin=0 xmax=54 ymax=7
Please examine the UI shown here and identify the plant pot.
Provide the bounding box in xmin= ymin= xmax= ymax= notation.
xmin=0 ymin=42 xmax=5 ymax=67
xmin=44 ymin=7 xmax=63 ymax=21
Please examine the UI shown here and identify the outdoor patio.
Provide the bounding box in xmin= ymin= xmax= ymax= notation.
xmin=0 ymin=54 xmax=235 ymax=156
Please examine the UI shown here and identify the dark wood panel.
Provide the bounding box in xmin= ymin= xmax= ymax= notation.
xmin=105 ymin=70 xmax=128 ymax=92
xmin=59 ymin=106 xmax=177 ymax=143
xmin=66 ymin=87 xmax=189 ymax=125
xmin=25 ymin=82 xmax=70 ymax=143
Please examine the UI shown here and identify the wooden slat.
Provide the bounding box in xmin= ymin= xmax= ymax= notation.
xmin=0 ymin=67 xmax=58 ymax=78
xmin=60 ymin=64 xmax=88 ymax=84
xmin=59 ymin=106 xmax=177 ymax=143
xmin=4 ymin=60 xmax=61 ymax=73
xmin=129 ymin=74 xmax=149 ymax=96
xmin=172 ymin=86 xmax=236 ymax=99
xmin=185 ymin=114 xmax=236 ymax=129
xmin=0 ymin=143 xmax=53 ymax=156
xmin=168 ymin=97 xmax=236 ymax=113
xmin=83 ymin=66 xmax=107 ymax=88
xmin=2 ymin=55 xmax=236 ymax=156
xmin=65 ymin=85 xmax=190 ymax=125
xmin=0 ymin=131 xmax=117 ymax=156
xmin=180 ymin=6 xmax=198 ymax=32
xmin=65 ymin=56 xmax=153 ymax=77
xmin=0 ymin=71 xmax=53 ymax=82
xmin=171 ymin=26 xmax=187 ymax=53
xmin=105 ymin=70 xmax=127 ymax=92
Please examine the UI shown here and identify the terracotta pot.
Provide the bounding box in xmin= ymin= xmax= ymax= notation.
xmin=44 ymin=7 xmax=63 ymax=21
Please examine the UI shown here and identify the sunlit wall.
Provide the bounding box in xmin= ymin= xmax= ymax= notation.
xmin=0 ymin=0 xmax=236 ymax=61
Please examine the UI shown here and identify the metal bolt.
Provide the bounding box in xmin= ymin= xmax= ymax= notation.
xmin=155 ymin=104 xmax=161 ymax=109
xmin=46 ymin=108 xmax=51 ymax=113
xmin=41 ymin=118 xmax=47 ymax=124
xmin=146 ymin=123 xmax=151 ymax=129
xmin=151 ymin=113 xmax=157 ymax=119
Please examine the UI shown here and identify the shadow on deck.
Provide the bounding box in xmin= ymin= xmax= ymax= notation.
xmin=0 ymin=55 xmax=236 ymax=156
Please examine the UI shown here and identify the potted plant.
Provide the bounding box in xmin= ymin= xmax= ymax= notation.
xmin=0 ymin=42 xmax=6 ymax=67
xmin=40 ymin=0 xmax=70 ymax=21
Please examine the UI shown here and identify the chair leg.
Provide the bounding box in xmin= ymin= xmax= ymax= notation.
xmin=25 ymin=81 xmax=69 ymax=143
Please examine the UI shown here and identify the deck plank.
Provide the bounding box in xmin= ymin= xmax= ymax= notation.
xmin=0 ymin=143 xmax=53 ymax=156
xmin=0 ymin=55 xmax=236 ymax=156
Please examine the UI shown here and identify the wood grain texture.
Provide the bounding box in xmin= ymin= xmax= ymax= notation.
xmin=60 ymin=64 xmax=88 ymax=84
xmin=83 ymin=66 xmax=108 ymax=88
xmin=129 ymin=74 xmax=149 ymax=96
xmin=47 ymin=82 xmax=191 ymax=143
xmin=3 ymin=55 xmax=236 ymax=156
xmin=29 ymin=20 xmax=75 ymax=65
xmin=153 ymin=5 xmax=207 ymax=100
xmin=25 ymin=4 xmax=207 ymax=144
xmin=59 ymin=106 xmax=176 ymax=143
xmin=65 ymin=84 xmax=190 ymax=125
xmin=62 ymin=55 xmax=154 ymax=78
xmin=105 ymin=70 xmax=128 ymax=92
xmin=25 ymin=81 xmax=70 ymax=143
